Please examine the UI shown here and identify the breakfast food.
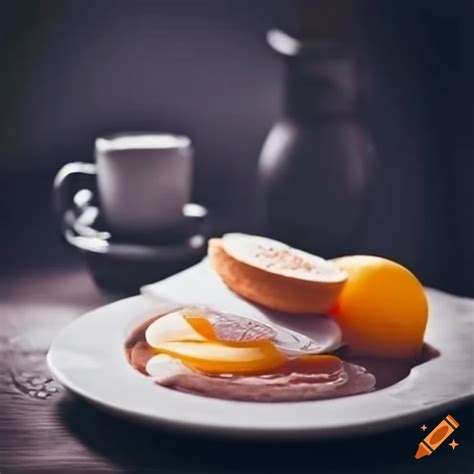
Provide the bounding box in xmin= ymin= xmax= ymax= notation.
xmin=126 ymin=234 xmax=430 ymax=402
xmin=146 ymin=353 xmax=375 ymax=402
xmin=329 ymin=255 xmax=428 ymax=359
xmin=145 ymin=306 xmax=341 ymax=354
xmin=149 ymin=340 xmax=286 ymax=374
xmin=208 ymin=234 xmax=347 ymax=313
xmin=125 ymin=307 xmax=376 ymax=402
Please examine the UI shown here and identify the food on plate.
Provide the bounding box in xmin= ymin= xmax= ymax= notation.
xmin=148 ymin=340 xmax=286 ymax=374
xmin=329 ymin=255 xmax=428 ymax=359
xmin=145 ymin=307 xmax=275 ymax=346
xmin=145 ymin=309 xmax=209 ymax=345
xmin=144 ymin=307 xmax=341 ymax=354
xmin=208 ymin=233 xmax=347 ymax=313
xmin=126 ymin=234 xmax=430 ymax=401
xmin=125 ymin=307 xmax=376 ymax=402
xmin=146 ymin=352 xmax=375 ymax=402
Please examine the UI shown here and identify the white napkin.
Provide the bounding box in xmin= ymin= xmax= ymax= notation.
xmin=141 ymin=258 xmax=342 ymax=353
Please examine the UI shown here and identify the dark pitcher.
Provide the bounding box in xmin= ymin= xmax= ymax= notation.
xmin=258 ymin=29 xmax=375 ymax=256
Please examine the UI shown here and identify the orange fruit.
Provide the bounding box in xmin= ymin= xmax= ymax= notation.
xmin=330 ymin=255 xmax=428 ymax=359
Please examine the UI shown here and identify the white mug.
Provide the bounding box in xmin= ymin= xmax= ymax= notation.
xmin=54 ymin=132 xmax=193 ymax=237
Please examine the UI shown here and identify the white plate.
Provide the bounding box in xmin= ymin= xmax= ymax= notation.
xmin=47 ymin=261 xmax=474 ymax=439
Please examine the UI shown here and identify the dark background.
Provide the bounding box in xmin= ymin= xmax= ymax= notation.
xmin=0 ymin=0 xmax=473 ymax=295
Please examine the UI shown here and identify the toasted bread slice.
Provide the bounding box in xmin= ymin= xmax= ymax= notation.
xmin=208 ymin=234 xmax=346 ymax=314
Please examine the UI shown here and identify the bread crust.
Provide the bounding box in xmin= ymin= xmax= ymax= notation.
xmin=208 ymin=238 xmax=345 ymax=314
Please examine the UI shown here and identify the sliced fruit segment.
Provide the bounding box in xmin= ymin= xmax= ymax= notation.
xmin=145 ymin=310 xmax=207 ymax=347
xmin=183 ymin=309 xmax=341 ymax=354
xmin=184 ymin=316 xmax=218 ymax=341
xmin=287 ymin=354 xmax=344 ymax=374
xmin=146 ymin=306 xmax=340 ymax=356
xmin=152 ymin=340 xmax=287 ymax=374
xmin=184 ymin=311 xmax=275 ymax=346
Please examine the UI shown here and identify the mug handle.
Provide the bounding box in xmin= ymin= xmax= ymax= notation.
xmin=53 ymin=162 xmax=97 ymax=221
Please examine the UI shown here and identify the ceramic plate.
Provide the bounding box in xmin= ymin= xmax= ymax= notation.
xmin=47 ymin=260 xmax=474 ymax=439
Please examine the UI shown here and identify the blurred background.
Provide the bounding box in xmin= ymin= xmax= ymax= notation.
xmin=0 ymin=0 xmax=473 ymax=296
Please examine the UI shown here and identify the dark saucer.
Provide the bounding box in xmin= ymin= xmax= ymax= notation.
xmin=62 ymin=189 xmax=209 ymax=293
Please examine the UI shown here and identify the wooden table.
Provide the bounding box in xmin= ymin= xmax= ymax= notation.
xmin=0 ymin=176 xmax=472 ymax=473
